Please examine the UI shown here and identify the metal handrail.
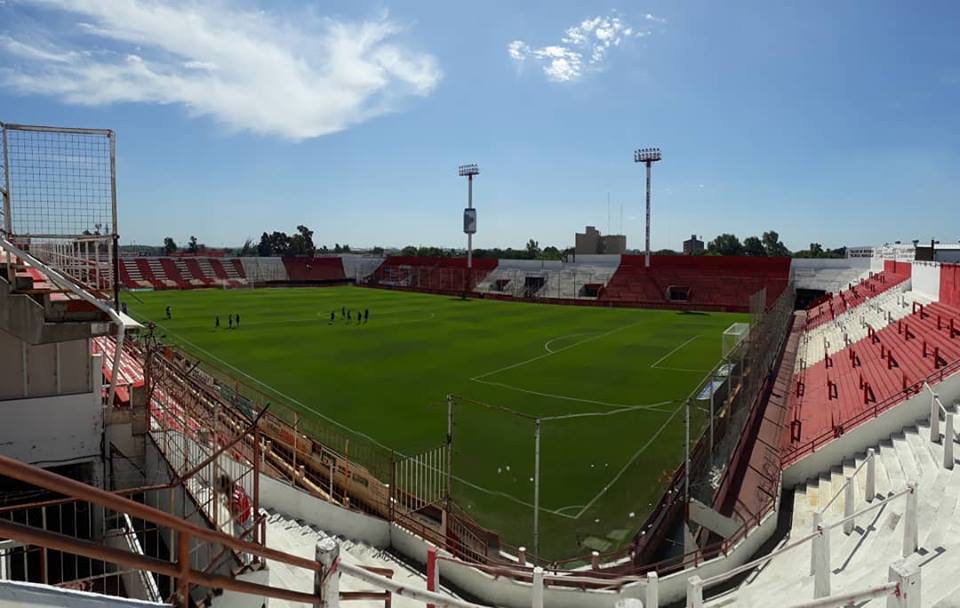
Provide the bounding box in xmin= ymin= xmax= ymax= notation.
xmin=818 ymin=450 xmax=872 ymax=515
xmin=700 ymin=484 xmax=913 ymax=588
xmin=0 ymin=235 xmax=126 ymax=407
xmin=785 ymin=581 xmax=899 ymax=608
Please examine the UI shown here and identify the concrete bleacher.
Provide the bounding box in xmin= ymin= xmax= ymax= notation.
xmin=797 ymin=286 xmax=919 ymax=370
xmin=340 ymin=255 xmax=385 ymax=281
xmin=239 ymin=257 xmax=289 ymax=283
xmin=805 ymin=268 xmax=912 ymax=331
xmin=600 ymin=255 xmax=792 ymax=311
xmin=710 ymin=415 xmax=960 ymax=607
xmin=786 ymin=293 xmax=960 ymax=457
xmin=281 ymin=256 xmax=347 ymax=282
xmin=118 ymin=256 xmax=250 ymax=289
xmin=367 ymin=256 xmax=497 ymax=292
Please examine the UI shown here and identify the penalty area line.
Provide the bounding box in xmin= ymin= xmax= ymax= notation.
xmin=650 ymin=335 xmax=700 ymax=370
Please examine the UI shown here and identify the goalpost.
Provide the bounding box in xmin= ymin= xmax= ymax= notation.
xmin=722 ymin=322 xmax=750 ymax=358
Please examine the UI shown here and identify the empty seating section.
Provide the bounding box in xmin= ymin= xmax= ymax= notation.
xmin=805 ymin=266 xmax=911 ymax=330
xmin=366 ymin=256 xmax=498 ymax=292
xmin=281 ymin=257 xmax=346 ymax=282
xmin=119 ymin=256 xmax=250 ymax=289
xmin=239 ymin=257 xmax=289 ymax=283
xmin=600 ymin=255 xmax=791 ymax=311
xmin=785 ymin=294 xmax=960 ymax=458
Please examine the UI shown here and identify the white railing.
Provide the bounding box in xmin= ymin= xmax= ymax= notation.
xmin=0 ymin=235 xmax=125 ymax=406
xmin=815 ymin=447 xmax=877 ymax=536
xmin=926 ymin=382 xmax=956 ymax=469
xmin=685 ymin=482 xmax=918 ymax=607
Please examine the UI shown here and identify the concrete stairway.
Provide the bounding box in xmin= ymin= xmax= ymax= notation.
xmin=707 ymin=417 xmax=960 ymax=607
xmin=252 ymin=509 xmax=456 ymax=608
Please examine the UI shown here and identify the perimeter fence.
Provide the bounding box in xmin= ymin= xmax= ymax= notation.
xmin=0 ymin=122 xmax=118 ymax=301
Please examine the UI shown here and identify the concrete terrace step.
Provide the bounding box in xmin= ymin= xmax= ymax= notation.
xmin=708 ymin=406 xmax=960 ymax=607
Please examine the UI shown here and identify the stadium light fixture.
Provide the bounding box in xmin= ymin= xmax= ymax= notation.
xmin=458 ymin=164 xmax=479 ymax=290
xmin=634 ymin=147 xmax=662 ymax=268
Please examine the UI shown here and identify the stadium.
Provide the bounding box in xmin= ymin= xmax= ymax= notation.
xmin=1 ymin=119 xmax=956 ymax=608
xmin=0 ymin=5 xmax=957 ymax=607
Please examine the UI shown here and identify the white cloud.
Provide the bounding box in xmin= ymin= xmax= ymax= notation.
xmin=0 ymin=0 xmax=442 ymax=140
xmin=508 ymin=12 xmax=661 ymax=82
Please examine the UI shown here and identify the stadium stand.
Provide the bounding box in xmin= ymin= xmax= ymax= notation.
xmin=118 ymin=256 xmax=252 ymax=289
xmin=281 ymin=256 xmax=347 ymax=282
xmin=600 ymin=255 xmax=792 ymax=311
xmin=239 ymin=256 xmax=289 ymax=283
xmin=785 ymin=280 xmax=960 ymax=464
xmin=341 ymin=254 xmax=388 ymax=281
xmin=366 ymin=256 xmax=498 ymax=293
xmin=804 ymin=265 xmax=912 ymax=331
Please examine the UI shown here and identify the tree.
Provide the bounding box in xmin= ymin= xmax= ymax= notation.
xmin=809 ymin=242 xmax=824 ymax=257
xmin=187 ymin=235 xmax=199 ymax=254
xmin=525 ymin=239 xmax=540 ymax=259
xmin=401 ymin=246 xmax=418 ymax=256
xmin=238 ymin=238 xmax=254 ymax=257
xmin=743 ymin=236 xmax=766 ymax=257
xmin=540 ymin=245 xmax=562 ymax=260
xmin=163 ymin=237 xmax=177 ymax=255
xmin=707 ymin=233 xmax=744 ymax=256
xmin=762 ymin=230 xmax=790 ymax=257
xmin=288 ymin=225 xmax=316 ymax=257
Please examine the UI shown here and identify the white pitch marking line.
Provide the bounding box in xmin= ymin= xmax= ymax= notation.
xmin=571 ymin=402 xmax=685 ymax=519
xmin=472 ymin=378 xmax=673 ymax=411
xmin=543 ymin=332 xmax=597 ymax=354
xmin=472 ymin=319 xmax=647 ymax=381
xmin=650 ymin=335 xmax=700 ymax=370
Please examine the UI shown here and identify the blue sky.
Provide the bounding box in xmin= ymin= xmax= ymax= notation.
xmin=1 ymin=0 xmax=959 ymax=251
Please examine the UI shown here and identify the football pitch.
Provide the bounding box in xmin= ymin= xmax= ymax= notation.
xmin=128 ymin=286 xmax=747 ymax=559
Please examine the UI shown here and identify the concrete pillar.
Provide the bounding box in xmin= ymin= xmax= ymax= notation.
xmin=645 ymin=571 xmax=659 ymax=608
xmin=813 ymin=523 xmax=831 ymax=598
xmin=866 ymin=449 xmax=876 ymax=502
xmin=944 ymin=413 xmax=954 ymax=470
xmin=316 ymin=537 xmax=340 ymax=608
xmin=531 ymin=567 xmax=544 ymax=608
xmin=887 ymin=559 xmax=921 ymax=608
xmin=903 ymin=482 xmax=918 ymax=557
xmin=930 ymin=392 xmax=940 ymax=442
xmin=844 ymin=476 xmax=856 ymax=535
xmin=685 ymin=575 xmax=703 ymax=608
xmin=518 ymin=546 xmax=526 ymax=565
xmin=810 ymin=511 xmax=821 ymax=576
xmin=591 ymin=550 xmax=600 ymax=570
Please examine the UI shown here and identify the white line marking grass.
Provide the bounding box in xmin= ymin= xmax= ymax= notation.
xmin=649 ymin=335 xmax=700 ymax=370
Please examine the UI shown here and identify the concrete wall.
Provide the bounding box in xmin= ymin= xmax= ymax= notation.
xmin=911 ymin=262 xmax=941 ymax=302
xmin=0 ymin=354 xmax=101 ymax=466
xmin=258 ymin=474 xmax=390 ymax=547
xmin=260 ymin=472 xmax=781 ymax=608
xmin=783 ymin=370 xmax=960 ymax=487
xmin=0 ymin=331 xmax=90 ymax=400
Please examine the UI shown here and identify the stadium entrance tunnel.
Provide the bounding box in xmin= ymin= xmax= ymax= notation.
xmin=794 ymin=288 xmax=828 ymax=310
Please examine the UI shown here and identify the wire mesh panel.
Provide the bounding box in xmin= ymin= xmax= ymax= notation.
xmin=1 ymin=122 xmax=118 ymax=295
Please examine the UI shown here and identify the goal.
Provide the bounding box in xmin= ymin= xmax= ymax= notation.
xmin=722 ymin=322 xmax=750 ymax=358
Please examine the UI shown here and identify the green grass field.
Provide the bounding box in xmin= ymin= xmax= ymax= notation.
xmin=128 ymin=286 xmax=747 ymax=560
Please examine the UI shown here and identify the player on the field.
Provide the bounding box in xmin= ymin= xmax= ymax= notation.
xmin=215 ymin=315 xmax=220 ymax=329
xmin=357 ymin=310 xmax=362 ymax=324
xmin=364 ymin=309 xmax=369 ymax=323
xmin=228 ymin=314 xmax=233 ymax=329
xmin=235 ymin=314 xmax=240 ymax=328
xmin=329 ymin=310 xmax=335 ymax=324
xmin=165 ymin=305 xmax=172 ymax=320
xmin=347 ymin=310 xmax=352 ymax=322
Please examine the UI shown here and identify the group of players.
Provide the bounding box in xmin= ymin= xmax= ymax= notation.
xmin=165 ymin=304 xmax=369 ymax=329
xmin=332 ymin=306 xmax=370 ymax=325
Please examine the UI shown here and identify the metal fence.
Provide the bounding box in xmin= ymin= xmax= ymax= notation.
xmin=0 ymin=122 xmax=118 ymax=302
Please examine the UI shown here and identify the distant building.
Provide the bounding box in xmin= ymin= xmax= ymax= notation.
xmin=683 ymin=234 xmax=704 ymax=255
xmin=575 ymin=226 xmax=626 ymax=255
xmin=846 ymin=246 xmax=873 ymax=258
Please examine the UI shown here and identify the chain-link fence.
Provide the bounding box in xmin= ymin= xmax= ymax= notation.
xmin=1 ymin=122 xmax=118 ymax=300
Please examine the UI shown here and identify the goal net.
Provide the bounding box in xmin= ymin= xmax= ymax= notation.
xmin=722 ymin=322 xmax=750 ymax=358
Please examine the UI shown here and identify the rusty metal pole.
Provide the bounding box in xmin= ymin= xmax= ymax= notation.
xmin=176 ymin=531 xmax=191 ymax=607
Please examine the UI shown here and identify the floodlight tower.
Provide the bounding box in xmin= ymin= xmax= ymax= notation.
xmin=634 ymin=148 xmax=662 ymax=268
xmin=458 ymin=163 xmax=479 ymax=284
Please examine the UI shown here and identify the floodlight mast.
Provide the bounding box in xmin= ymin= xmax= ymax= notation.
xmin=458 ymin=164 xmax=479 ymax=293
xmin=634 ymin=148 xmax=662 ymax=268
